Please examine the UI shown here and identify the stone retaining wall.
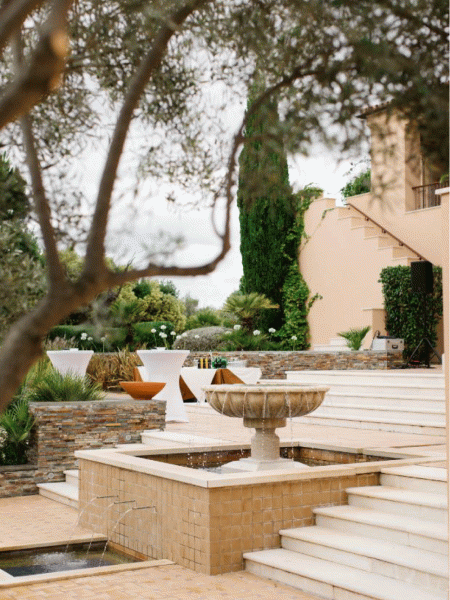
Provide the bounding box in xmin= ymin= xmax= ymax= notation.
xmin=183 ymin=351 xmax=403 ymax=378
xmin=0 ymin=398 xmax=165 ymax=498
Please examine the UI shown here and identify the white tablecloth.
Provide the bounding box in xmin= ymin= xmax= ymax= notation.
xmin=137 ymin=350 xmax=190 ymax=423
xmin=180 ymin=367 xmax=262 ymax=404
xmin=47 ymin=350 xmax=94 ymax=376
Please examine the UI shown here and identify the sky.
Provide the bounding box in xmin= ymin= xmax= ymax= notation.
xmin=78 ymin=86 xmax=367 ymax=310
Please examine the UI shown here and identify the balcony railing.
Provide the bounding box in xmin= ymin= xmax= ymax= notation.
xmin=412 ymin=182 xmax=441 ymax=210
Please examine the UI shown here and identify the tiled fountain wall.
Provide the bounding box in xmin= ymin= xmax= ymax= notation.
xmin=0 ymin=399 xmax=165 ymax=497
xmin=78 ymin=456 xmax=379 ymax=575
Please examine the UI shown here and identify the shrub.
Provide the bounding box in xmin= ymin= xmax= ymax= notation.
xmin=0 ymin=397 xmax=35 ymax=465
xmin=25 ymin=371 xmax=105 ymax=403
xmin=218 ymin=328 xmax=285 ymax=351
xmin=173 ymin=327 xmax=229 ymax=351
xmin=338 ymin=326 xmax=371 ymax=351
xmin=185 ymin=309 xmax=221 ymax=330
xmin=87 ymin=350 xmax=142 ymax=390
xmin=48 ymin=325 xmax=128 ymax=351
xmin=379 ymin=265 xmax=443 ymax=361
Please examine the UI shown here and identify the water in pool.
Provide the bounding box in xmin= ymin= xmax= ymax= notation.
xmin=0 ymin=544 xmax=137 ymax=577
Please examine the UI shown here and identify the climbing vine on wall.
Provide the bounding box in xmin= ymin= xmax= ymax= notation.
xmin=379 ymin=265 xmax=443 ymax=361
xmin=278 ymin=186 xmax=323 ymax=346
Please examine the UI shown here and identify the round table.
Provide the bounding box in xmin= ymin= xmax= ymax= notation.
xmin=137 ymin=350 xmax=190 ymax=422
xmin=46 ymin=350 xmax=94 ymax=376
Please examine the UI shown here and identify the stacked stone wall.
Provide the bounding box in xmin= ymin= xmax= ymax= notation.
xmin=183 ymin=351 xmax=403 ymax=378
xmin=0 ymin=398 xmax=165 ymax=498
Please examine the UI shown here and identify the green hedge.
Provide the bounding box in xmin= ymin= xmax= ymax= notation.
xmin=48 ymin=325 xmax=127 ymax=351
xmin=379 ymin=265 xmax=443 ymax=363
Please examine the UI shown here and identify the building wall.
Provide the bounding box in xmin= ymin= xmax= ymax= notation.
xmin=300 ymin=197 xmax=398 ymax=347
xmin=350 ymin=111 xmax=443 ymax=265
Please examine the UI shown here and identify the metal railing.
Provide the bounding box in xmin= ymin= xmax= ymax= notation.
xmin=412 ymin=182 xmax=441 ymax=210
xmin=346 ymin=201 xmax=425 ymax=261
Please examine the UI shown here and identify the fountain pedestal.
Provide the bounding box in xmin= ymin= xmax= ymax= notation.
xmin=203 ymin=384 xmax=329 ymax=472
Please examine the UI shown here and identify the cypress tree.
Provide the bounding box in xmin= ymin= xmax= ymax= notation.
xmin=237 ymin=83 xmax=296 ymax=331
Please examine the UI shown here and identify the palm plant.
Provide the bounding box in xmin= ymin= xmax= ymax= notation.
xmin=0 ymin=397 xmax=35 ymax=465
xmin=338 ymin=326 xmax=371 ymax=351
xmin=222 ymin=292 xmax=278 ymax=332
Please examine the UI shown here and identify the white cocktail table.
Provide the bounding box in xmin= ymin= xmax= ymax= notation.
xmin=47 ymin=350 xmax=94 ymax=376
xmin=137 ymin=350 xmax=190 ymax=422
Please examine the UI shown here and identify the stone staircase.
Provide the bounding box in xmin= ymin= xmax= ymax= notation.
xmin=37 ymin=469 xmax=79 ymax=508
xmin=285 ymin=370 xmax=446 ymax=436
xmin=244 ymin=464 xmax=448 ymax=600
xmin=313 ymin=204 xmax=422 ymax=352
xmin=337 ymin=204 xmax=422 ymax=266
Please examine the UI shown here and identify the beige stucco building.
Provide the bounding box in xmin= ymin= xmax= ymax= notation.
xmin=301 ymin=105 xmax=446 ymax=351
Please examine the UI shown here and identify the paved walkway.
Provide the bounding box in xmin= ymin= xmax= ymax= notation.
xmin=0 ymin=386 xmax=446 ymax=600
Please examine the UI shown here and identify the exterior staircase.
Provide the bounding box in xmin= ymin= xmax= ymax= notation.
xmin=338 ymin=204 xmax=423 ymax=266
xmin=285 ymin=370 xmax=446 ymax=436
xmin=37 ymin=469 xmax=79 ymax=508
xmin=244 ymin=465 xmax=448 ymax=600
xmin=313 ymin=203 xmax=423 ymax=352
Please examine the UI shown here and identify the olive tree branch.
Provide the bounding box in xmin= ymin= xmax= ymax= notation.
xmin=83 ymin=0 xmax=212 ymax=281
xmin=0 ymin=0 xmax=72 ymax=129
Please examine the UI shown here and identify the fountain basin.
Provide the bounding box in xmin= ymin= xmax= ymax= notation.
xmin=204 ymin=384 xmax=328 ymax=428
xmin=203 ymin=384 xmax=329 ymax=471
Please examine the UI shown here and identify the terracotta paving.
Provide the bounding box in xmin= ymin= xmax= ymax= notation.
xmin=0 ymin=563 xmax=322 ymax=599
xmin=0 ymin=495 xmax=102 ymax=550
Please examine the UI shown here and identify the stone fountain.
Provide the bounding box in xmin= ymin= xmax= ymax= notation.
xmin=203 ymin=384 xmax=329 ymax=472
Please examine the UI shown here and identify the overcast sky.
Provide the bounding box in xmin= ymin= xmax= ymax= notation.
xmin=123 ymin=151 xmax=355 ymax=309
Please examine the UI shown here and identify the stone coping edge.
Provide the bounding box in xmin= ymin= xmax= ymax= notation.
xmin=0 ymin=559 xmax=174 ymax=589
xmin=75 ymin=445 xmax=441 ymax=489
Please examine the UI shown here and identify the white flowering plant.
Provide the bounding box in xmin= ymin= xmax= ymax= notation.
xmin=143 ymin=322 xmax=177 ymax=349
xmin=219 ymin=327 xmax=284 ymax=351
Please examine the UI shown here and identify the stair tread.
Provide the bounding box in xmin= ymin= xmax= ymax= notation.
xmin=244 ymin=548 xmax=446 ymax=600
xmin=314 ymin=505 xmax=448 ymax=540
xmin=302 ymin=412 xmax=445 ymax=425
xmin=381 ymin=465 xmax=447 ymax=481
xmin=320 ymin=403 xmax=445 ymax=415
xmin=346 ymin=485 xmax=447 ymax=509
xmin=328 ymin=391 xmax=445 ymax=401
xmin=279 ymin=525 xmax=448 ymax=577
xmin=38 ymin=481 xmax=79 ymax=501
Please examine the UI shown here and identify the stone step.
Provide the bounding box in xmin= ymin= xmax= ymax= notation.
xmin=329 ymin=337 xmax=350 ymax=346
xmin=299 ymin=414 xmax=445 ymax=436
xmin=285 ymin=370 xmax=444 ymax=390
xmin=324 ymin=391 xmax=445 ymax=410
xmin=64 ymin=469 xmax=79 ymax=487
xmin=279 ymin=526 xmax=448 ymax=593
xmin=315 ymin=404 xmax=445 ymax=423
xmin=302 ymin=382 xmax=444 ymax=398
xmin=37 ymin=481 xmax=79 ymax=509
xmin=346 ymin=486 xmax=447 ymax=522
xmin=314 ymin=504 xmax=448 ymax=554
xmin=380 ymin=466 xmax=447 ymax=495
xmin=244 ymin=548 xmax=446 ymax=600
xmin=312 ymin=345 xmax=351 ymax=352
